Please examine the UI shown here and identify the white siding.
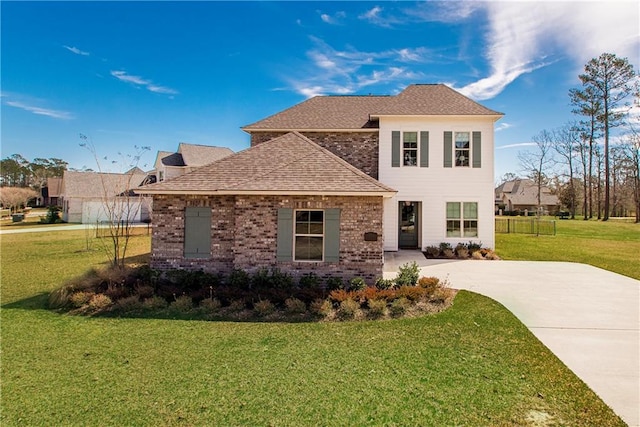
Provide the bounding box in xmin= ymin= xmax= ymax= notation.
xmin=378 ymin=116 xmax=497 ymax=250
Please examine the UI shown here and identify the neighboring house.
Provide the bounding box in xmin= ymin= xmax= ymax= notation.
xmin=138 ymin=84 xmax=503 ymax=282
xmin=60 ymin=169 xmax=151 ymax=224
xmin=495 ymin=178 xmax=560 ymax=215
xmin=41 ymin=177 xmax=62 ymax=206
xmin=147 ymin=143 xmax=234 ymax=183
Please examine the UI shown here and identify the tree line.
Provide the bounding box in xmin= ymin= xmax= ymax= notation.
xmin=516 ymin=52 xmax=639 ymax=222
xmin=0 ymin=154 xmax=68 ymax=190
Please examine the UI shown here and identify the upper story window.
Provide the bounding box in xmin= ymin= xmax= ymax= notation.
xmin=392 ymin=131 xmax=429 ymax=168
xmin=403 ymin=132 xmax=418 ymax=166
xmin=455 ymin=132 xmax=470 ymax=167
xmin=444 ymin=131 xmax=481 ymax=168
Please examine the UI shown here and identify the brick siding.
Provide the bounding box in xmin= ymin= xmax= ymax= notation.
xmin=150 ymin=194 xmax=384 ymax=284
xmin=249 ymin=131 xmax=379 ymax=179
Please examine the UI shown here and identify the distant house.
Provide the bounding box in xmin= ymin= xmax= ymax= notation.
xmin=495 ymin=178 xmax=560 ymax=215
xmin=41 ymin=177 xmax=62 ymax=206
xmin=146 ymin=143 xmax=234 ymax=184
xmin=138 ymin=84 xmax=503 ymax=282
xmin=60 ymin=169 xmax=150 ymax=224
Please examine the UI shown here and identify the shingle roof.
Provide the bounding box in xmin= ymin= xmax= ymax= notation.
xmin=243 ymin=84 xmax=503 ymax=131
xmin=46 ymin=177 xmax=63 ymax=197
xmin=177 ymin=143 xmax=234 ymax=166
xmin=137 ymin=132 xmax=396 ymax=196
xmin=496 ymin=179 xmax=559 ymax=206
xmin=160 ymin=152 xmax=186 ymax=167
xmin=62 ymin=170 xmax=148 ymax=198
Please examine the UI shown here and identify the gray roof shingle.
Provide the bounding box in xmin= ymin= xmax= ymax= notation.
xmin=138 ymin=132 xmax=396 ymax=196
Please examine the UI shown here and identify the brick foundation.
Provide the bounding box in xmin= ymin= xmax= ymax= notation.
xmin=150 ymin=194 xmax=384 ymax=284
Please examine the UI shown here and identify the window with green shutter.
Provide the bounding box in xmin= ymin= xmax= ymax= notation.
xmin=184 ymin=207 xmax=211 ymax=259
xmin=277 ymin=208 xmax=340 ymax=262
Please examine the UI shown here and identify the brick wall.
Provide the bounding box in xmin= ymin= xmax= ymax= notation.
xmin=150 ymin=194 xmax=385 ymax=284
xmin=250 ymin=131 xmax=379 ymax=179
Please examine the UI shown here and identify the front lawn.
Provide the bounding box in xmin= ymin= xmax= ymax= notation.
xmin=496 ymin=217 xmax=640 ymax=280
xmin=1 ymin=230 xmax=624 ymax=426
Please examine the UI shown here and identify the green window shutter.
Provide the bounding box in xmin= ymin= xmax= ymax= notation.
xmin=276 ymin=208 xmax=293 ymax=262
xmin=184 ymin=207 xmax=211 ymax=259
xmin=324 ymin=208 xmax=340 ymax=262
xmin=420 ymin=131 xmax=429 ymax=167
xmin=472 ymin=131 xmax=482 ymax=168
xmin=391 ymin=131 xmax=400 ymax=167
xmin=444 ymin=131 xmax=453 ymax=168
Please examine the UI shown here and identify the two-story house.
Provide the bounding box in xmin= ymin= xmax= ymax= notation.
xmin=138 ymin=84 xmax=503 ymax=282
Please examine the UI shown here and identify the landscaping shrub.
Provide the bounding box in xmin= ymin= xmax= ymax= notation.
xmin=134 ymin=284 xmax=155 ymax=299
xmin=298 ymin=273 xmax=320 ymax=288
xmin=269 ymin=269 xmax=294 ymax=290
xmin=169 ymin=295 xmax=194 ymax=313
xmin=199 ymin=297 xmax=222 ymax=313
xmin=114 ymin=295 xmax=143 ymax=313
xmin=375 ymin=277 xmax=395 ymax=290
xmin=439 ymin=242 xmax=453 ymax=253
xmin=455 ymin=243 xmax=470 ymax=259
xmin=336 ymin=299 xmax=360 ymax=320
xmin=88 ymin=294 xmax=112 ymax=311
xmin=349 ymin=277 xmax=367 ymax=291
xmin=310 ymin=299 xmax=333 ymax=317
xmin=329 ymin=289 xmax=356 ymax=303
xmin=367 ymin=299 xmax=387 ymax=319
xmin=70 ymin=291 xmax=95 ymax=308
xmin=442 ymin=248 xmax=455 ymax=258
xmin=396 ymin=261 xmax=419 ymax=286
xmin=390 ymin=297 xmax=410 ymax=317
xmin=143 ymin=296 xmax=168 ymax=310
xmin=284 ymin=297 xmax=307 ymax=314
xmin=39 ymin=205 xmax=62 ymax=224
xmin=325 ymin=276 xmax=344 ymax=291
xmin=253 ymin=300 xmax=276 ymax=317
xmin=396 ymin=285 xmax=428 ymax=301
xmin=468 ymin=241 xmax=482 ymax=253
xmin=228 ymin=269 xmax=251 ymax=289
xmin=472 ymin=251 xmax=485 ymax=260
xmin=424 ymin=245 xmax=440 ymax=258
xmin=418 ymin=276 xmax=441 ymax=294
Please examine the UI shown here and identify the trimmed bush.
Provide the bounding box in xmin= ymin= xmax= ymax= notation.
xmin=367 ymin=299 xmax=387 ymax=319
xmin=349 ymin=277 xmax=367 ymax=291
xmin=325 ymin=277 xmax=344 ymax=291
xmin=254 ymin=300 xmax=275 ymax=317
xmin=88 ymin=294 xmax=112 ymax=311
xmin=70 ymin=291 xmax=95 ymax=308
xmin=375 ymin=277 xmax=395 ymax=290
xmin=199 ymin=298 xmax=222 ymax=313
xmin=285 ymin=298 xmax=307 ymax=314
xmin=114 ymin=295 xmax=143 ymax=313
xmin=336 ymin=299 xmax=359 ymax=320
xmin=424 ymin=246 xmax=440 ymax=258
xmin=396 ymin=261 xmax=419 ymax=286
xmin=170 ymin=295 xmax=194 ymax=313
xmin=310 ymin=299 xmax=333 ymax=317
xmin=143 ymin=296 xmax=168 ymax=310
xmin=390 ymin=297 xmax=410 ymax=317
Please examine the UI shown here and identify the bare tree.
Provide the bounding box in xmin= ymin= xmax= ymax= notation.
xmin=553 ymin=123 xmax=581 ymax=218
xmin=0 ymin=187 xmax=39 ymax=213
xmin=578 ymin=53 xmax=636 ymax=220
xmin=79 ymin=134 xmax=150 ymax=269
xmin=518 ymin=130 xmax=555 ymax=215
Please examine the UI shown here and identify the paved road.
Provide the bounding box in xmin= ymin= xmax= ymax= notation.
xmin=385 ymin=252 xmax=640 ymax=427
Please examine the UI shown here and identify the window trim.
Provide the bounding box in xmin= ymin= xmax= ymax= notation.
xmin=293 ymin=209 xmax=325 ymax=262
xmin=402 ymin=131 xmax=418 ymax=167
xmin=454 ymin=132 xmax=471 ymax=168
xmin=446 ymin=202 xmax=478 ymax=238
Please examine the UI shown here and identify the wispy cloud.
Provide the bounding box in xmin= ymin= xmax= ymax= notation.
xmin=5 ymin=100 xmax=74 ymax=120
xmin=449 ymin=2 xmax=639 ymax=100
xmin=496 ymin=142 xmax=537 ymax=150
xmin=288 ymin=37 xmax=433 ymax=97
xmin=63 ymin=45 xmax=90 ymax=56
xmin=496 ymin=123 xmax=513 ymax=132
xmin=319 ymin=10 xmax=346 ymax=25
xmin=110 ymin=70 xmax=178 ymax=95
xmin=358 ymin=5 xmax=402 ymax=28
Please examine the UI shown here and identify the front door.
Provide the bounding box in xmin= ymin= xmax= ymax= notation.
xmin=398 ymin=202 xmax=419 ymax=249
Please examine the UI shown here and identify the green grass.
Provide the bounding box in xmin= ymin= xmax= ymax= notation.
xmin=1 ymin=231 xmax=625 ymax=426
xmin=496 ymin=218 xmax=640 ymax=280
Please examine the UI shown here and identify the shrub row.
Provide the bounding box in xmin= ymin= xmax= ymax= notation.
xmin=48 ymin=262 xmax=456 ymax=322
xmin=423 ymin=242 xmax=500 ymax=260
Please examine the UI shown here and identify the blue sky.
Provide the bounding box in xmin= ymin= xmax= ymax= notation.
xmin=2 ymin=1 xmax=638 ymax=181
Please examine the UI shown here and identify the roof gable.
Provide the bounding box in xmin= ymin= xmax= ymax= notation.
xmin=62 ymin=170 xmax=147 ymax=198
xmin=138 ymin=132 xmax=396 ymax=196
xmin=243 ymin=84 xmax=503 ymax=131
xmin=177 ymin=143 xmax=234 ymax=166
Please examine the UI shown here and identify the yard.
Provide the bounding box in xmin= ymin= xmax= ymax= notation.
xmin=496 ymin=217 xmax=640 ymax=280
xmin=0 ymin=229 xmax=625 ymax=426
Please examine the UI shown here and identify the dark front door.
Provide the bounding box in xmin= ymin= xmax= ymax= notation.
xmin=398 ymin=202 xmax=419 ymax=249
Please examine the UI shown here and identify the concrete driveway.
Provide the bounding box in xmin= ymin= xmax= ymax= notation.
xmin=384 ymin=251 xmax=640 ymax=427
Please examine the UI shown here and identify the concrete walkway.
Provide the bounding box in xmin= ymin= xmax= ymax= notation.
xmin=384 ymin=251 xmax=640 ymax=427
